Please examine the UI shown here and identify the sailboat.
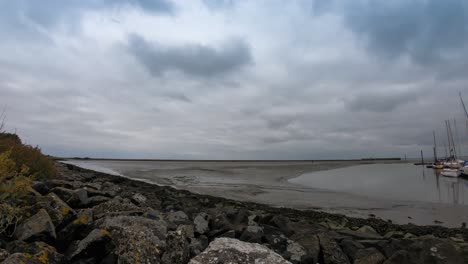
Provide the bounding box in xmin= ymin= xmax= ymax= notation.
xmin=440 ymin=120 xmax=461 ymax=177
xmin=432 ymin=131 xmax=444 ymax=169
xmin=459 ymin=92 xmax=468 ymax=176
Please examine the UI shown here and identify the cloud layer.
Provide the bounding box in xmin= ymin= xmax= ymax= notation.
xmin=0 ymin=0 xmax=467 ymax=159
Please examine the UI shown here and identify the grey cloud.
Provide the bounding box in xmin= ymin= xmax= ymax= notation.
xmin=0 ymin=0 xmax=174 ymax=39
xmin=127 ymin=34 xmax=252 ymax=78
xmin=345 ymin=90 xmax=420 ymax=112
xmin=338 ymin=0 xmax=468 ymax=65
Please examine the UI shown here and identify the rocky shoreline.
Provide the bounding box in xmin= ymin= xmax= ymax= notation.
xmin=1 ymin=162 xmax=468 ymax=263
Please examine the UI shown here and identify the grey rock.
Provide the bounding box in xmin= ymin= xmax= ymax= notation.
xmin=31 ymin=181 xmax=50 ymax=195
xmin=96 ymin=216 xmax=167 ymax=263
xmin=40 ymin=193 xmax=76 ymax=228
xmin=240 ymin=225 xmax=264 ymax=243
xmin=14 ymin=209 xmax=56 ymax=242
xmin=51 ymin=186 xmax=74 ymax=203
xmin=189 ymin=237 xmax=292 ymax=264
xmin=194 ymin=212 xmax=210 ymax=235
xmin=383 ymin=250 xmax=413 ymax=264
xmin=73 ymin=188 xmax=89 ymax=207
xmin=161 ymin=228 xmax=191 ymax=264
xmin=219 ymin=230 xmax=237 ymax=238
xmin=340 ymin=238 xmax=365 ymax=261
xmin=101 ymin=182 xmax=122 ymax=197
xmin=337 ymin=228 xmax=383 ymax=240
xmin=145 ymin=209 xmax=163 ymax=221
xmin=3 ymin=241 xmax=64 ymax=264
xmin=86 ymin=195 xmax=110 ymax=206
xmin=248 ymin=215 xmax=259 ymax=226
xmin=285 ymin=240 xmax=308 ymax=264
xmin=408 ymin=237 xmax=464 ymax=264
xmin=263 ymin=226 xmax=289 ymax=254
xmin=131 ymin=193 xmax=148 ymax=206
xmin=92 ymin=197 xmax=141 ymax=219
xmin=293 ymin=234 xmax=321 ymax=264
xmin=2 ymin=253 xmax=42 ymax=264
xmin=189 ymin=238 xmax=207 ymax=257
xmin=0 ymin=248 xmax=9 ymax=262
xmin=318 ymin=233 xmax=350 ymax=264
xmin=66 ymin=229 xmax=113 ymax=261
xmin=166 ymin=211 xmax=189 ymax=225
xmin=57 ymin=209 xmax=94 ymax=246
xmin=354 ymin=248 xmax=386 ymax=264
xmin=270 ymin=215 xmax=294 ymax=236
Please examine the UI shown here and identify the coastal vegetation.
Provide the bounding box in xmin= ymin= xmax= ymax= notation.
xmin=0 ymin=130 xmax=56 ymax=236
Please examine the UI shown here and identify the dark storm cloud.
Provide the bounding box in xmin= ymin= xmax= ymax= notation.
xmin=339 ymin=0 xmax=468 ymax=65
xmin=127 ymin=34 xmax=252 ymax=77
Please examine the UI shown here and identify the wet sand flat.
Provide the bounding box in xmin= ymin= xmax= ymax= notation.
xmin=62 ymin=159 xmax=468 ymax=227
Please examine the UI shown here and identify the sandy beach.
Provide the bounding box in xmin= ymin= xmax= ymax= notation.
xmin=62 ymin=159 xmax=468 ymax=228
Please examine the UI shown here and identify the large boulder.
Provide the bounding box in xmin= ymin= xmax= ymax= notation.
xmin=66 ymin=229 xmax=113 ymax=261
xmin=166 ymin=211 xmax=189 ymax=225
xmin=14 ymin=209 xmax=56 ymax=242
xmin=408 ymin=237 xmax=464 ymax=264
xmin=193 ymin=212 xmax=210 ymax=235
xmin=4 ymin=241 xmax=64 ymax=264
xmin=188 ymin=237 xmax=292 ymax=264
xmin=131 ymin=193 xmax=148 ymax=206
xmin=340 ymin=238 xmax=365 ymax=261
xmin=39 ymin=193 xmax=76 ymax=228
xmin=0 ymin=248 xmax=9 ymax=262
xmin=101 ymin=182 xmax=122 ymax=197
xmin=318 ymin=233 xmax=350 ymax=264
xmin=161 ymin=227 xmax=191 ymax=264
xmin=57 ymin=209 xmax=94 ymax=247
xmin=92 ymin=197 xmax=141 ymax=219
xmin=239 ymin=225 xmax=264 ymax=243
xmin=284 ymin=240 xmax=308 ymax=264
xmin=291 ymin=233 xmax=321 ymax=263
xmin=96 ymin=215 xmax=167 ymax=263
xmin=51 ymin=187 xmax=88 ymax=208
xmin=354 ymin=248 xmax=386 ymax=264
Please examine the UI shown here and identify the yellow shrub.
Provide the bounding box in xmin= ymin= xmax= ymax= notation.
xmin=0 ymin=133 xmax=57 ymax=180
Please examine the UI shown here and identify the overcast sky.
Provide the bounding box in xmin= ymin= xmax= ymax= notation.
xmin=1 ymin=0 xmax=468 ymax=159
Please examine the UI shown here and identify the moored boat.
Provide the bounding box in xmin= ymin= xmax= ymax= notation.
xmin=440 ymin=168 xmax=461 ymax=177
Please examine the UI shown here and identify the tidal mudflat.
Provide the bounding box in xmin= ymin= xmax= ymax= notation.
xmin=62 ymin=159 xmax=468 ymax=227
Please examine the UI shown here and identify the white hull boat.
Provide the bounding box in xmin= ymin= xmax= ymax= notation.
xmin=440 ymin=168 xmax=461 ymax=177
xmin=461 ymin=166 xmax=468 ymax=176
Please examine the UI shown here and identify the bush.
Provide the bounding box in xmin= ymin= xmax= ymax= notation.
xmin=0 ymin=133 xmax=56 ymax=180
xmin=0 ymin=133 xmax=56 ymax=236
xmin=0 ymin=150 xmax=32 ymax=236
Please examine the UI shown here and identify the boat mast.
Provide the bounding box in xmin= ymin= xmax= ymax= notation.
xmin=448 ymin=120 xmax=458 ymax=159
xmin=433 ymin=130 xmax=438 ymax=163
xmin=445 ymin=120 xmax=452 ymax=159
xmin=460 ymin=92 xmax=468 ymax=120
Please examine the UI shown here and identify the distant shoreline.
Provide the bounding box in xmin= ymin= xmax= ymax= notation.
xmin=55 ymin=157 xmax=403 ymax=162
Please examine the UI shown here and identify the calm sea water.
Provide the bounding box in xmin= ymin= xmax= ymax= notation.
xmin=289 ymin=163 xmax=468 ymax=205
